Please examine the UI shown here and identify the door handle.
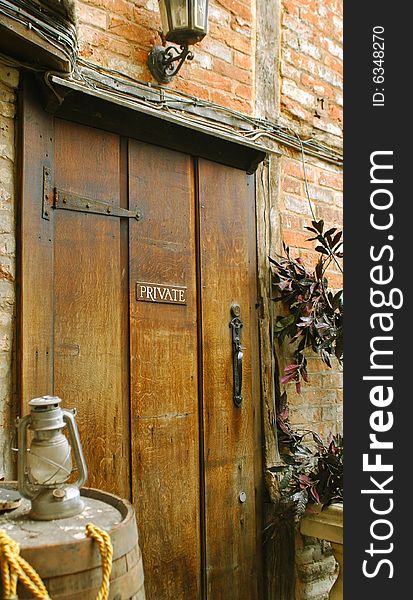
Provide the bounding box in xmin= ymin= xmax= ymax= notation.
xmin=230 ymin=304 xmax=243 ymax=407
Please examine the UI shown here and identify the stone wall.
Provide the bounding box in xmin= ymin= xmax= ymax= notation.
xmin=295 ymin=536 xmax=338 ymax=600
xmin=0 ymin=63 xmax=18 ymax=478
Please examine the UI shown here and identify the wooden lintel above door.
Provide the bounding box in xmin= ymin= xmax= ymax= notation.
xmin=43 ymin=74 xmax=270 ymax=174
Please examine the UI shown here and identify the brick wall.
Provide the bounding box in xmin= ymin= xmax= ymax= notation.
xmin=278 ymin=149 xmax=343 ymax=438
xmin=276 ymin=3 xmax=343 ymax=598
xmin=280 ymin=0 xmax=343 ymax=140
xmin=0 ymin=63 xmax=18 ymax=478
xmin=76 ymin=0 xmax=255 ymax=113
xmin=275 ymin=0 xmax=343 ymax=438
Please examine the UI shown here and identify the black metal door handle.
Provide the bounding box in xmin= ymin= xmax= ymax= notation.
xmin=230 ymin=304 xmax=244 ymax=407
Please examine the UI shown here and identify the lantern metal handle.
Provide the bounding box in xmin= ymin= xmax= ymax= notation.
xmin=16 ymin=414 xmax=36 ymax=500
xmin=63 ymin=409 xmax=88 ymax=488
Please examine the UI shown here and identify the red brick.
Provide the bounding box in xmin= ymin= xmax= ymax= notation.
xmin=281 ymin=61 xmax=301 ymax=83
xmin=209 ymin=22 xmax=252 ymax=55
xmin=78 ymin=4 xmax=107 ymax=29
xmin=283 ymin=230 xmax=315 ymax=250
xmin=306 ymin=356 xmax=331 ymax=374
xmin=283 ymin=48 xmax=318 ymax=76
xmin=209 ymin=89 xmax=252 ymax=113
xmin=280 ymin=212 xmax=303 ymax=230
xmin=108 ymin=16 xmax=158 ymax=47
xmin=281 ymin=96 xmax=313 ymax=122
xmin=326 ymin=271 xmax=343 ymax=290
xmin=234 ymin=82 xmax=252 ymax=101
xmin=216 ymin=0 xmax=252 ymax=22
xmin=80 ymin=0 xmax=134 ymax=20
xmin=233 ymin=51 xmax=252 ymax=71
xmin=283 ymin=158 xmax=317 ymax=183
xmin=282 ymin=176 xmax=302 ymax=195
xmin=172 ymin=78 xmax=210 ymax=102
xmin=322 ymin=373 xmax=343 ymax=390
xmin=299 ymin=6 xmax=322 ymax=28
xmin=213 ymin=57 xmax=252 ymax=85
xmin=133 ymin=7 xmax=161 ymax=31
xmin=297 ymin=249 xmax=320 ymax=270
xmin=301 ymin=73 xmax=334 ymax=99
xmin=282 ymin=13 xmax=312 ymax=38
xmin=317 ymin=170 xmax=343 ymax=190
xmin=283 ymin=0 xmax=300 ymax=15
xmin=325 ymin=53 xmax=343 ymax=74
xmin=186 ymin=65 xmax=232 ymax=92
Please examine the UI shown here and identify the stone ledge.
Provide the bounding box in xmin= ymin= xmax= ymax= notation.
xmin=300 ymin=503 xmax=343 ymax=545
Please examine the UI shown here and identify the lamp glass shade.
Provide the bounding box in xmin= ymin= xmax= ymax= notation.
xmin=28 ymin=430 xmax=72 ymax=485
xmin=194 ymin=0 xmax=208 ymax=30
xmin=170 ymin=0 xmax=188 ymax=30
xmin=159 ymin=0 xmax=208 ymax=46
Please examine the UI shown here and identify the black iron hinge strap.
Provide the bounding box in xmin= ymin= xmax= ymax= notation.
xmin=42 ymin=168 xmax=142 ymax=221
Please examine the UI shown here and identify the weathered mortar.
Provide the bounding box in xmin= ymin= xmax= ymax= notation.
xmin=0 ymin=63 xmax=18 ymax=479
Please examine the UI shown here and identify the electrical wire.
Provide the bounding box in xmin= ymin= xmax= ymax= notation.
xmin=72 ymin=59 xmax=343 ymax=166
xmin=0 ymin=0 xmax=77 ymax=69
xmin=0 ymin=0 xmax=343 ymax=167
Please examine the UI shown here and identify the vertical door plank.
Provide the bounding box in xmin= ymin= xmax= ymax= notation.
xmin=53 ymin=119 xmax=130 ymax=499
xmin=19 ymin=75 xmax=54 ymax=408
xmin=198 ymin=160 xmax=262 ymax=599
xmin=128 ymin=141 xmax=201 ymax=600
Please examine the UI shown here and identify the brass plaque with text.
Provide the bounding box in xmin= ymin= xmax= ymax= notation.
xmin=136 ymin=282 xmax=187 ymax=305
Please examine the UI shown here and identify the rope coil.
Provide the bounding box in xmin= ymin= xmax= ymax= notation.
xmin=0 ymin=523 xmax=113 ymax=600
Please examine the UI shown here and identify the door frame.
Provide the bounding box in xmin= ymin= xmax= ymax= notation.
xmin=17 ymin=72 xmax=267 ymax=598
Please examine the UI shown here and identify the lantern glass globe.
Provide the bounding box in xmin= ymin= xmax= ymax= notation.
xmin=28 ymin=430 xmax=72 ymax=485
xmin=158 ymin=0 xmax=209 ymax=46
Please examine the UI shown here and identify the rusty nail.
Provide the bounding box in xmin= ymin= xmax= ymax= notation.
xmin=107 ymin=206 xmax=112 ymax=213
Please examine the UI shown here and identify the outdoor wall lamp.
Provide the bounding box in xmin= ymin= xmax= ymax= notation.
xmin=16 ymin=395 xmax=88 ymax=520
xmin=148 ymin=0 xmax=209 ymax=84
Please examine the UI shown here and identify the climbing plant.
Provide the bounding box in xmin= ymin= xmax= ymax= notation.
xmin=268 ymin=219 xmax=344 ymax=519
xmin=270 ymin=219 xmax=343 ymax=394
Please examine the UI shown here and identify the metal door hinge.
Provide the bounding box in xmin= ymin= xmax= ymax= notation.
xmin=42 ymin=166 xmax=53 ymax=220
xmin=42 ymin=169 xmax=143 ymax=221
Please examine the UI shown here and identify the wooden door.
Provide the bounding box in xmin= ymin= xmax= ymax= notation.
xmin=20 ymin=100 xmax=263 ymax=600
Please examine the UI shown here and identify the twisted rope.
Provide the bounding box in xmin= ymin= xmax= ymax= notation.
xmin=0 ymin=530 xmax=50 ymax=599
xmin=85 ymin=523 xmax=113 ymax=600
xmin=0 ymin=524 xmax=113 ymax=600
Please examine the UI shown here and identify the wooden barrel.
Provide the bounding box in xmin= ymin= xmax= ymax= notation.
xmin=0 ymin=485 xmax=145 ymax=600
